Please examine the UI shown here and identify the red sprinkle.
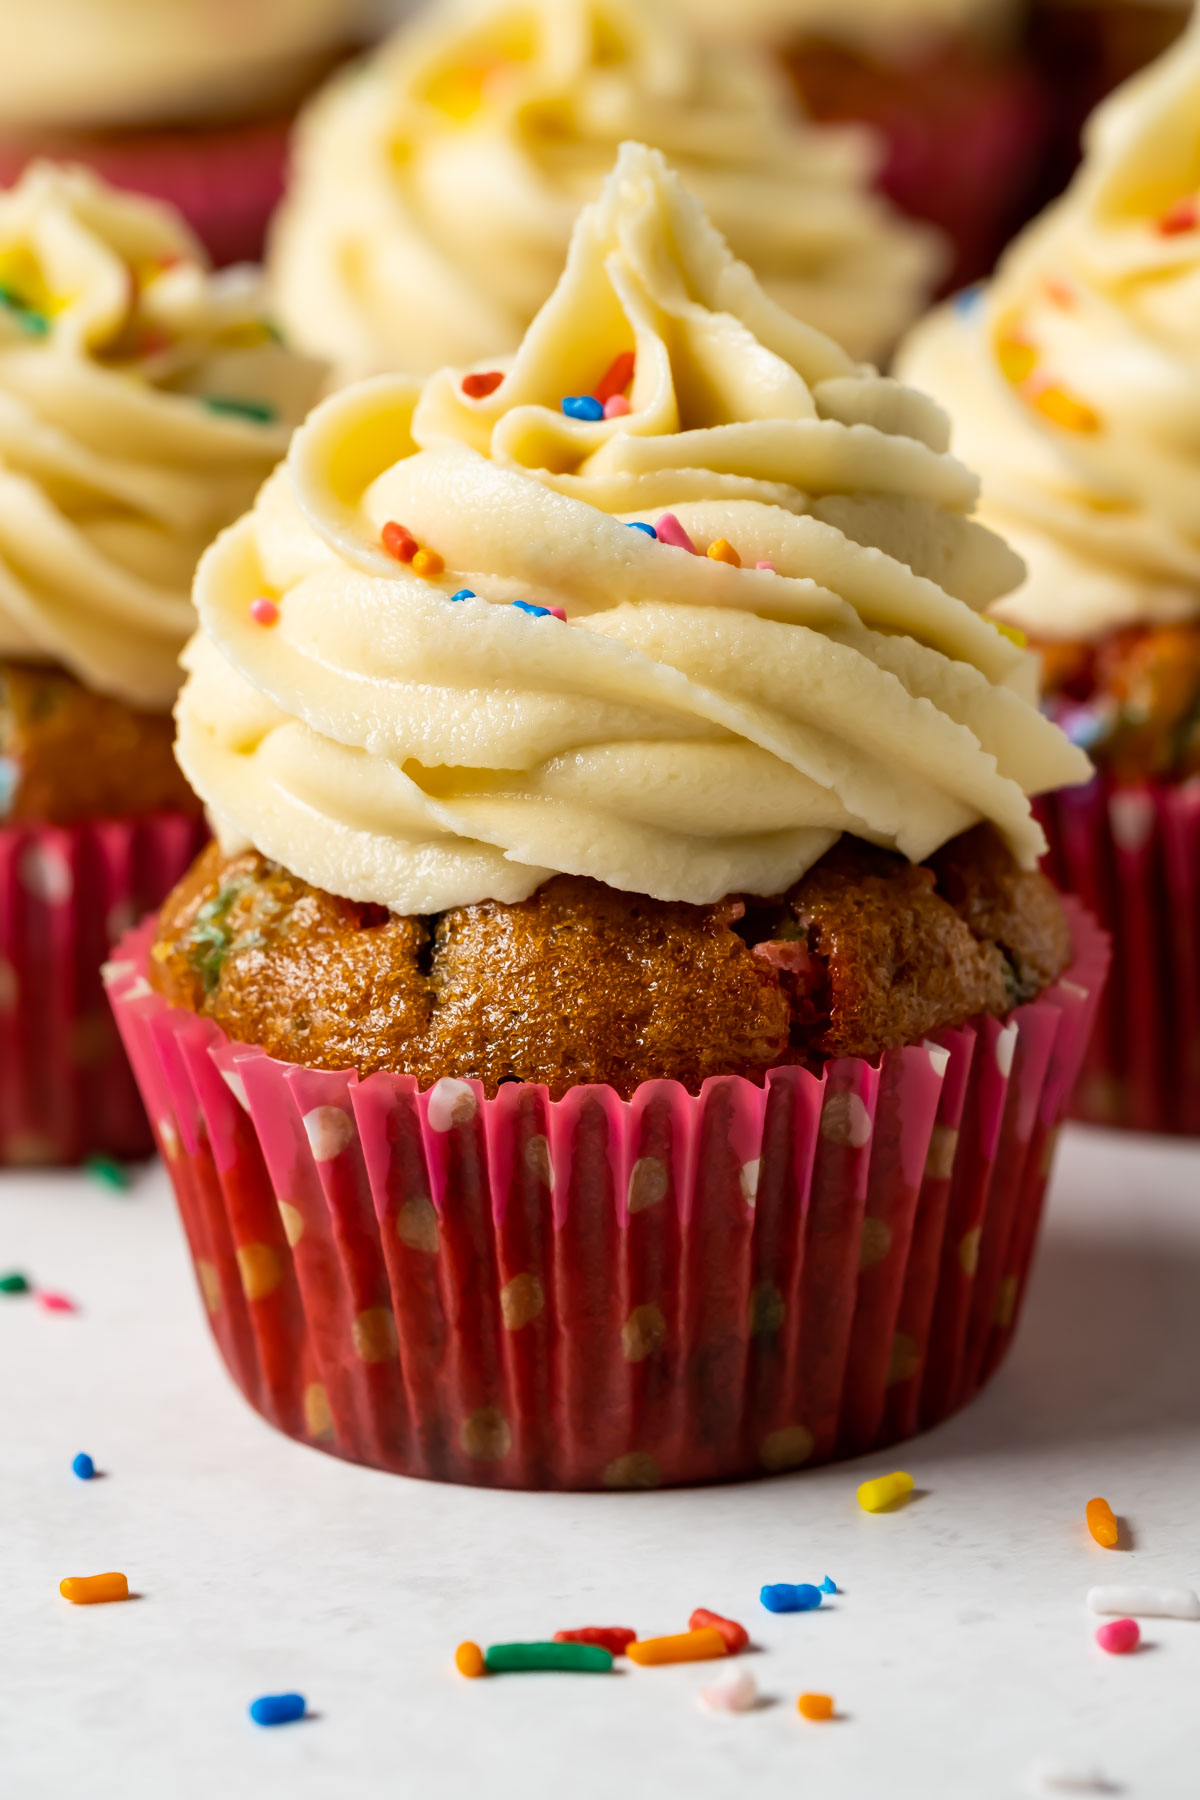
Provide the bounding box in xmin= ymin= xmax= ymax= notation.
xmin=603 ymin=394 xmax=631 ymax=419
xmin=462 ymin=370 xmax=504 ymax=399
xmin=548 ymin=606 xmax=567 ymax=621
xmin=553 ymin=1627 xmax=637 ymax=1657
xmin=1095 ymin=1618 xmax=1140 ymax=1655
xmin=689 ymin=1609 xmax=749 ymax=1654
xmin=249 ymin=597 xmax=279 ymax=627
xmin=37 ymin=1292 xmax=76 ymax=1314
xmin=655 ymin=512 xmax=698 ymax=554
xmin=593 ymin=350 xmax=635 ymax=404
xmin=382 ymin=521 xmax=418 ymax=563
xmin=1158 ymin=198 xmax=1198 ymax=237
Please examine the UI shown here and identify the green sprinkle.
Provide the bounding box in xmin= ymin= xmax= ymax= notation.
xmin=484 ymin=1642 xmax=613 ymax=1674
xmin=0 ymin=1271 xmax=31 ymax=1294
xmin=203 ymin=395 xmax=277 ymax=424
xmin=182 ymin=882 xmax=246 ymax=993
xmin=0 ymin=286 xmax=49 ymax=337
xmin=85 ymin=1154 xmax=131 ymax=1193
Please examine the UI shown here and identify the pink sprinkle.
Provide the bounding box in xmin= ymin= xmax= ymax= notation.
xmin=655 ymin=513 xmax=697 ymax=554
xmin=603 ymin=394 xmax=631 ymax=419
xmin=249 ymin=597 xmax=279 ymax=627
xmin=1096 ymin=1618 xmax=1140 ymax=1655
xmin=548 ymin=606 xmax=567 ymax=621
xmin=37 ymin=1292 xmax=76 ymax=1314
xmin=755 ymin=560 xmax=776 ymax=572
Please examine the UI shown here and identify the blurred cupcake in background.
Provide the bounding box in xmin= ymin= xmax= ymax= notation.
xmin=109 ymin=144 xmax=1103 ymax=1489
xmin=0 ymin=0 xmax=375 ymax=266
xmin=672 ymin=0 xmax=1048 ymax=289
xmin=0 ymin=164 xmax=324 ymax=1164
xmin=269 ymin=0 xmax=945 ymax=379
xmin=898 ymin=16 xmax=1200 ymax=1134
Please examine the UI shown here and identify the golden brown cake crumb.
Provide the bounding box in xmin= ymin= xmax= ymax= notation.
xmin=0 ymin=661 xmax=200 ymax=826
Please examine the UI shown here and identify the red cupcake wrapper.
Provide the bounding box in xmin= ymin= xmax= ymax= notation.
xmin=0 ymin=812 xmax=205 ymax=1165
xmin=0 ymin=120 xmax=289 ymax=267
xmin=105 ymin=900 xmax=1107 ymax=1490
xmin=1038 ymin=775 xmax=1200 ymax=1136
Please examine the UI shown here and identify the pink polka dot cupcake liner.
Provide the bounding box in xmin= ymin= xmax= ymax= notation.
xmin=1038 ymin=775 xmax=1200 ymax=1135
xmin=0 ymin=813 xmax=206 ymax=1165
xmin=105 ymin=900 xmax=1107 ymax=1491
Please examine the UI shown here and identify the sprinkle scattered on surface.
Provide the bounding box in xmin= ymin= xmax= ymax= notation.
xmin=627 ymin=521 xmax=657 ymax=538
xmin=0 ymin=286 xmax=49 ymax=336
xmin=84 ymin=1154 xmax=131 ymax=1193
xmin=797 ymin=1693 xmax=835 ymax=1722
xmin=1029 ymin=384 xmax=1101 ymax=434
xmin=1025 ymin=1758 xmax=1116 ymax=1795
xmin=412 ymin=548 xmax=445 ymax=578
xmin=857 ymin=1471 xmax=915 ymax=1513
xmin=655 ymin=513 xmax=697 ymax=553
xmin=820 ymin=1577 xmax=838 ymax=1595
xmin=455 ymin=1641 xmax=485 ymax=1678
xmin=628 ymin=1629 xmax=727 ymax=1667
xmin=72 ymin=1453 xmax=96 ymax=1481
xmin=689 ymin=1609 xmax=749 ymax=1653
xmin=37 ymin=1292 xmax=76 ymax=1314
xmin=203 ymin=396 xmax=276 ymax=424
xmin=706 ymin=538 xmax=741 ymax=568
xmin=553 ymin=1627 xmax=637 ymax=1656
xmin=60 ymin=1573 xmax=129 ymax=1605
xmin=562 ymin=395 xmax=604 ymax=422
xmin=1088 ymin=1584 xmax=1200 ymax=1620
xmin=382 ymin=521 xmax=418 ymax=563
xmin=1157 ymin=198 xmax=1198 ymax=237
xmin=990 ymin=619 xmax=1028 ymax=648
xmin=698 ymin=1667 xmax=757 ymax=1714
xmin=450 ymin=589 xmax=475 ymax=602
xmin=1095 ymin=1618 xmax=1139 ymax=1656
xmin=249 ymin=1694 xmax=307 ymax=1727
xmin=249 ymin=597 xmax=279 ymax=628
xmin=755 ymin=560 xmax=776 ymax=572
xmin=512 ymin=600 xmax=551 ymax=619
xmin=461 ymin=370 xmax=504 ymax=399
xmin=0 ymin=1270 xmax=30 ymax=1294
xmin=485 ymin=1642 xmax=613 ymax=1674
xmin=997 ymin=334 xmax=1038 ymax=385
xmin=593 ymin=350 xmax=635 ymax=403
xmin=1085 ymin=1497 xmax=1119 ymax=1549
xmin=761 ymin=1584 xmax=822 ymax=1615
xmin=603 ymin=395 xmax=631 ymax=419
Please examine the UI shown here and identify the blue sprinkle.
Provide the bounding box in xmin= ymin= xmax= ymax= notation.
xmin=249 ymin=1693 xmax=307 ymax=1727
xmin=820 ymin=1576 xmax=837 ymax=1595
xmin=760 ymin=1583 xmax=822 ymax=1614
xmin=449 ymin=589 xmax=475 ymax=602
xmin=626 ymin=521 xmax=657 ymax=538
xmin=561 ymin=395 xmax=604 ymax=422
xmin=512 ymin=600 xmax=551 ymax=618
xmin=72 ymin=1452 xmax=95 ymax=1481
xmin=953 ymin=284 xmax=984 ymax=318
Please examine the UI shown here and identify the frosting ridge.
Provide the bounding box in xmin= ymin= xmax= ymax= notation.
xmin=182 ymin=143 xmax=1087 ymax=913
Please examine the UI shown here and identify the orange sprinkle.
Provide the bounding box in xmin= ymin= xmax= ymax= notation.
xmin=1157 ymin=198 xmax=1198 ymax=237
xmin=797 ymin=1693 xmax=834 ymax=1722
xmin=593 ymin=350 xmax=635 ymax=404
xmin=412 ymin=548 xmax=445 ymax=578
xmin=462 ymin=370 xmax=504 ymax=400
xmin=1030 ymin=384 xmax=1101 ymax=434
xmin=60 ymin=1573 xmax=129 ymax=1606
xmin=627 ymin=1628 xmax=727 ymax=1667
xmin=382 ymin=521 xmax=418 ymax=563
xmin=1043 ymin=278 xmax=1075 ymax=309
xmin=456 ymin=1641 xmax=485 ymax=1678
xmin=997 ymin=335 xmax=1038 ymax=385
xmin=707 ymin=538 xmax=742 ymax=568
xmin=1086 ymin=1497 xmax=1119 ymax=1549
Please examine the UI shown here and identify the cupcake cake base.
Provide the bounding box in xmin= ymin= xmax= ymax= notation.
xmin=106 ymin=901 xmax=1106 ymax=1489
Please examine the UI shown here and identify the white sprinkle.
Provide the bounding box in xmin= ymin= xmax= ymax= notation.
xmin=1025 ymin=1759 xmax=1116 ymax=1795
xmin=697 ymin=1666 xmax=757 ymax=1714
xmin=1087 ymin=1584 xmax=1200 ymax=1620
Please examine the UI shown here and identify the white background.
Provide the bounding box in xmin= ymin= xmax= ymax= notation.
xmin=2 ymin=1124 xmax=1197 ymax=1799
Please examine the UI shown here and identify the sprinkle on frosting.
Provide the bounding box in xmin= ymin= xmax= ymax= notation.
xmin=269 ymin=0 xmax=943 ymax=377
xmin=181 ymin=143 xmax=1086 ymax=915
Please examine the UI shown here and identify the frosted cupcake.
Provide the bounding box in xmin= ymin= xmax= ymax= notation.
xmin=269 ymin=0 xmax=944 ymax=377
xmin=898 ymin=17 xmax=1200 ymax=1133
xmin=110 ymin=143 xmax=1104 ymax=1488
xmin=670 ymin=0 xmax=1047 ymax=287
xmin=0 ymin=0 xmax=373 ymax=266
xmin=0 ymin=163 xmax=324 ymax=1163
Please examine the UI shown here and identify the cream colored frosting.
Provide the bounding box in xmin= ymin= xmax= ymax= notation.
xmin=269 ymin=0 xmax=944 ymax=379
xmin=897 ymin=15 xmax=1200 ymax=643
xmin=0 ymin=0 xmax=366 ymax=135
xmin=669 ymin=0 xmax=1017 ymax=54
xmin=181 ymin=145 xmax=1086 ymax=914
xmin=0 ymin=164 xmax=326 ymax=710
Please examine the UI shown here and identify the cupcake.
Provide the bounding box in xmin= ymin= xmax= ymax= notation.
xmin=268 ymin=0 xmax=945 ymax=378
xmin=670 ymin=0 xmax=1048 ymax=289
xmin=0 ymin=0 xmax=373 ymax=267
xmin=109 ymin=143 xmax=1103 ymax=1490
xmin=0 ymin=163 xmax=325 ymax=1164
xmin=898 ymin=17 xmax=1200 ymax=1134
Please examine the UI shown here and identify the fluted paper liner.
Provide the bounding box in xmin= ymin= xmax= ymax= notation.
xmin=106 ymin=900 xmax=1107 ymax=1489
xmin=1038 ymin=777 xmax=1200 ymax=1135
xmin=0 ymin=812 xmax=205 ymax=1165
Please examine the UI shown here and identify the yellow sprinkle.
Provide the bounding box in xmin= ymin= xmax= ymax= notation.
xmin=412 ymin=549 xmax=445 ymax=578
xmin=706 ymin=538 xmax=741 ymax=568
xmin=989 ymin=618 xmax=1028 ymax=648
xmin=424 ymin=62 xmax=493 ymax=120
xmin=456 ymin=1641 xmax=485 ymax=1678
xmin=1029 ymin=384 xmax=1101 ymax=434
xmin=996 ymin=335 xmax=1037 ymax=385
xmin=857 ymin=1470 xmax=915 ymax=1513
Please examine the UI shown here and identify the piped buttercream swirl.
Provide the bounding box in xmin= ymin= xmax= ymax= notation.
xmin=181 ymin=143 xmax=1087 ymax=914
xmin=269 ymin=0 xmax=943 ymax=376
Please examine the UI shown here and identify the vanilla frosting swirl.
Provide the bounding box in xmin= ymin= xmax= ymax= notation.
xmin=0 ymin=0 xmax=364 ymax=134
xmin=269 ymin=0 xmax=943 ymax=377
xmin=0 ymin=164 xmax=325 ymax=709
xmin=181 ymin=144 xmax=1086 ymax=914
xmin=897 ymin=15 xmax=1200 ymax=643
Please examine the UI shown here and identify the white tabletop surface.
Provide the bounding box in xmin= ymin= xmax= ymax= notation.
xmin=2 ymin=1123 xmax=1198 ymax=1800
